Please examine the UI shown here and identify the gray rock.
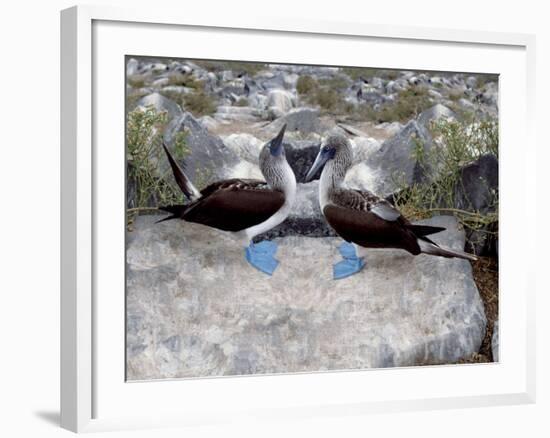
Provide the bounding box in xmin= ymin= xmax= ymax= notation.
xmin=455 ymin=154 xmax=498 ymax=213
xmin=151 ymin=77 xmax=170 ymax=88
xmin=466 ymin=76 xmax=478 ymax=89
xmin=168 ymin=113 xmax=242 ymax=183
xmin=258 ymin=72 xmax=287 ymax=90
xmin=159 ymin=85 xmax=194 ymax=95
xmin=266 ymin=89 xmax=295 ymax=118
xmin=351 ymin=137 xmax=381 ymax=164
xmin=365 ymin=104 xmax=456 ymax=195
xmin=283 ymin=73 xmax=299 ymax=90
xmin=134 ymin=93 xmax=243 ymax=184
xmin=359 ymin=90 xmax=386 ymax=107
xmin=477 ymin=82 xmax=498 ymax=108
xmin=126 ymin=58 xmax=140 ymax=76
xmin=417 ymin=103 xmax=456 ymax=128
xmin=197 ymin=115 xmax=219 ymax=132
xmin=386 ymin=78 xmax=408 ymax=93
xmin=283 ymin=140 xmax=323 ymax=183
xmin=455 ymin=154 xmax=499 ymax=256
xmin=135 ymin=92 xmax=183 ymax=121
xmin=126 ymin=215 xmax=486 ymax=380
xmin=255 ymin=181 xmax=334 ymax=241
xmin=337 ymin=123 xmax=368 ymax=137
xmin=492 ymin=319 xmax=499 ymax=362
xmin=266 ymin=108 xmax=322 ymax=136
xmin=220 ymin=70 xmax=234 ymax=82
xmin=430 ymin=76 xmax=443 ymax=86
xmin=343 ymin=163 xmax=380 ymax=193
xmin=222 ymin=133 xmax=264 ymax=164
xmin=369 ymin=77 xmax=384 ymax=89
xmin=247 ymin=92 xmax=269 ymax=111
xmin=150 ymin=63 xmax=168 ymax=73
xmin=365 ymin=119 xmax=431 ymax=195
xmin=378 ymin=121 xmax=404 ymax=137
xmin=214 ymin=105 xmax=264 ymax=123
xmin=458 ymin=98 xmax=475 ymax=110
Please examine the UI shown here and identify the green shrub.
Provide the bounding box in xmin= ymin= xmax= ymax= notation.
xmin=351 ymin=86 xmax=433 ymax=123
xmin=127 ymin=74 xmax=148 ymax=88
xmin=475 ymin=74 xmax=498 ymax=90
xmin=158 ymin=87 xmax=217 ymax=117
xmin=167 ymin=73 xmax=201 ymax=88
xmin=194 ymin=60 xmax=267 ymax=77
xmin=183 ymin=91 xmax=217 ymax=117
xmin=318 ymin=76 xmax=349 ymax=91
xmin=314 ymin=88 xmax=344 ymax=112
xmin=126 ymin=88 xmax=151 ymax=110
xmin=296 ymin=75 xmax=317 ymax=95
xmin=341 ymin=67 xmax=399 ymax=81
xmin=235 ymin=97 xmax=249 ymax=107
xmin=448 ymin=90 xmax=463 ymax=102
xmin=126 ymin=105 xmax=187 ymax=226
xmin=391 ymin=117 xmax=499 ymax=241
xmin=296 ymin=75 xmax=349 ymax=115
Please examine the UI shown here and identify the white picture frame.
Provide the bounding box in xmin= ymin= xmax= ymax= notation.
xmin=60 ymin=4 xmax=536 ymax=433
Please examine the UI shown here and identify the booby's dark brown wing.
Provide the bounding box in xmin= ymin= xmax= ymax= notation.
xmin=323 ymin=189 xmax=444 ymax=254
xmin=178 ymin=179 xmax=285 ymax=232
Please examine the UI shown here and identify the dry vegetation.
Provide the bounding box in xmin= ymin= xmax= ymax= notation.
xmin=194 ymin=60 xmax=268 ymax=77
xmin=126 ymin=106 xmax=188 ymax=228
xmin=391 ymin=117 xmax=498 ymax=241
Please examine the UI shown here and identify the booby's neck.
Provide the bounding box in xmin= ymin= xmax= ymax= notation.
xmin=241 ymin=159 xmax=296 ymax=243
xmin=319 ymin=160 xmax=347 ymax=209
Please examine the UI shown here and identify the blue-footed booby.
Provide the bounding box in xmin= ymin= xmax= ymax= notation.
xmin=305 ymin=134 xmax=477 ymax=280
xmin=159 ymin=125 xmax=296 ymax=275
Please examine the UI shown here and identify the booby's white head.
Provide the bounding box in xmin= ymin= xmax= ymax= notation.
xmin=259 ymin=124 xmax=296 ymax=195
xmin=305 ymin=134 xmax=353 ymax=184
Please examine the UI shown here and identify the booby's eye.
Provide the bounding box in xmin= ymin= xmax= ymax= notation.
xmin=321 ymin=146 xmax=336 ymax=159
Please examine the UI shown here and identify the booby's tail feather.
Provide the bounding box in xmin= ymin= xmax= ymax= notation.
xmin=156 ymin=205 xmax=187 ymax=223
xmin=418 ymin=239 xmax=478 ymax=261
xmin=408 ymin=224 xmax=446 ymax=237
xmin=162 ymin=143 xmax=201 ymax=201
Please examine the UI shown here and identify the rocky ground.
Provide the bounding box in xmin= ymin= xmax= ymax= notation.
xmin=127 ymin=215 xmax=486 ymax=380
xmin=125 ymin=57 xmax=499 ymax=379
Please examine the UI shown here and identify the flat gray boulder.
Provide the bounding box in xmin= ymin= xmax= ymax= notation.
xmin=127 ymin=215 xmax=486 ymax=380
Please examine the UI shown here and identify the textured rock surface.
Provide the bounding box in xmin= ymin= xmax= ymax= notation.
xmin=363 ymin=104 xmax=456 ymax=195
xmin=455 ymin=154 xmax=499 ymax=256
xmin=135 ymin=93 xmax=244 ymax=183
xmin=255 ymin=181 xmax=335 ymax=241
xmin=127 ymin=215 xmax=486 ymax=380
xmin=266 ymin=89 xmax=295 ymax=118
xmin=265 ymin=108 xmax=323 ymax=136
xmin=222 ymin=133 xmax=264 ymax=165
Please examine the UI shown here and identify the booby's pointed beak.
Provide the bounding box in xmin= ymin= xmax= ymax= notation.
xmin=305 ymin=147 xmax=329 ymax=182
xmin=269 ymin=124 xmax=287 ymax=156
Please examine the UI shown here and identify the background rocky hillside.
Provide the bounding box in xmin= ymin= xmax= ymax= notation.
xmin=125 ymin=57 xmax=499 ymax=378
xmin=126 ymin=57 xmax=498 ymax=255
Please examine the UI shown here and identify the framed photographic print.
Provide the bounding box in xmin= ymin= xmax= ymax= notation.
xmin=61 ymin=4 xmax=536 ymax=433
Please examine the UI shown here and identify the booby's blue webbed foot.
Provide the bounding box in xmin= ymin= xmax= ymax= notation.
xmin=333 ymin=242 xmax=365 ymax=280
xmin=245 ymin=240 xmax=279 ymax=275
